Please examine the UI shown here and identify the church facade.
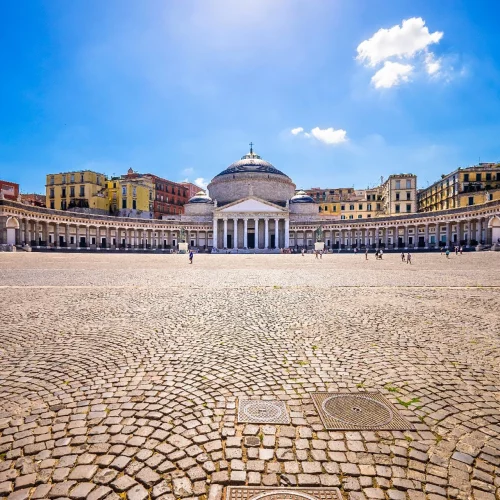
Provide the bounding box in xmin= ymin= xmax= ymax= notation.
xmin=1 ymin=148 xmax=500 ymax=250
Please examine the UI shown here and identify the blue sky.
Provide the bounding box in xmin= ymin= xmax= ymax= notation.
xmin=1 ymin=0 xmax=500 ymax=194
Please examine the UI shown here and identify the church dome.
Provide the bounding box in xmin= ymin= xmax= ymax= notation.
xmin=214 ymin=150 xmax=290 ymax=179
xmin=188 ymin=191 xmax=212 ymax=204
xmin=290 ymin=190 xmax=315 ymax=203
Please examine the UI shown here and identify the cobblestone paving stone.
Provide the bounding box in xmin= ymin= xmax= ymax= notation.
xmin=0 ymin=253 xmax=499 ymax=500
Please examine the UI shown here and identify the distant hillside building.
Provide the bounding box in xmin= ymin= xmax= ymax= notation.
xmin=0 ymin=180 xmax=19 ymax=201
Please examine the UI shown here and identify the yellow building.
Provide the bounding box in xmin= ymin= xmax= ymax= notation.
xmin=46 ymin=170 xmax=109 ymax=213
xmin=310 ymin=174 xmax=417 ymax=219
xmin=418 ymin=162 xmax=500 ymax=212
xmin=108 ymin=169 xmax=154 ymax=218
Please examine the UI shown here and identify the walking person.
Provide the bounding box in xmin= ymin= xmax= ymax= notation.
xmin=446 ymin=249 xmax=450 ymax=259
xmin=401 ymin=251 xmax=405 ymax=262
xmin=365 ymin=248 xmax=368 ymax=260
xmin=407 ymin=252 xmax=412 ymax=264
xmin=459 ymin=246 xmax=463 ymax=255
xmin=301 ymin=248 xmax=305 ymax=257
xmin=189 ymin=250 xmax=193 ymax=264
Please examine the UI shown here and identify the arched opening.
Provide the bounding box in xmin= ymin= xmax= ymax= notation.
xmin=6 ymin=217 xmax=20 ymax=245
xmin=488 ymin=215 xmax=500 ymax=245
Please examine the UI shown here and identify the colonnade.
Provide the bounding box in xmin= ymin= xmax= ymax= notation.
xmin=212 ymin=216 xmax=290 ymax=249
xmin=291 ymin=217 xmax=492 ymax=249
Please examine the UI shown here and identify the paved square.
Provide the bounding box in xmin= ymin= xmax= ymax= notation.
xmin=0 ymin=252 xmax=499 ymax=500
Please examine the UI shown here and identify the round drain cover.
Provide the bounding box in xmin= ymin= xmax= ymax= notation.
xmin=322 ymin=394 xmax=393 ymax=427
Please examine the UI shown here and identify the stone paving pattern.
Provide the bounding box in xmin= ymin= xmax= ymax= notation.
xmin=0 ymin=252 xmax=499 ymax=500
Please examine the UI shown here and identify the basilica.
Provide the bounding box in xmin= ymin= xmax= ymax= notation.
xmin=182 ymin=146 xmax=317 ymax=250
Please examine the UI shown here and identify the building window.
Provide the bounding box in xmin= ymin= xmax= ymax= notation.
xmin=133 ymin=200 xmax=137 ymax=209
xmin=367 ymin=214 xmax=371 ymax=218
xmin=80 ymin=173 xmax=84 ymax=182
xmin=324 ymin=205 xmax=328 ymax=211
xmin=358 ymin=215 xmax=362 ymax=218
xmin=349 ymin=215 xmax=353 ymax=219
xmin=61 ymin=187 xmax=66 ymax=197
xmin=149 ymin=191 xmax=153 ymax=200
xmin=341 ymin=205 xmax=345 ymax=211
xmin=476 ymin=173 xmax=481 ymax=181
xmin=406 ymin=191 xmax=411 ymax=200
xmin=406 ymin=204 xmax=411 ymax=213
xmin=97 ymin=175 xmax=100 ymax=185
xmin=61 ymin=200 xmax=67 ymax=210
xmin=333 ymin=206 xmax=337 ymax=211
xmin=349 ymin=204 xmax=354 ymax=210
xmin=50 ymin=188 xmax=54 ymax=198
xmin=464 ymin=173 xmax=469 ymax=182
xmin=358 ymin=204 xmax=363 ymax=210
xmin=486 ymin=173 xmax=491 ymax=181
xmin=79 ymin=186 xmax=85 ymax=196
xmin=395 ymin=193 xmax=400 ymax=201
xmin=406 ymin=180 xmax=411 ymax=189
xmin=62 ymin=174 xmax=66 ymax=184
xmin=468 ymin=196 xmax=474 ymax=205
xmin=50 ymin=176 xmax=54 ymax=185
xmin=70 ymin=186 xmax=75 ymax=197
xmin=395 ymin=180 xmax=401 ymax=189
xmin=487 ymin=193 xmax=493 ymax=201
xmin=395 ymin=204 xmax=400 ymax=213
xmin=367 ymin=204 xmax=372 ymax=211
xmin=50 ymin=201 xmax=54 ymax=209
xmin=70 ymin=174 xmax=75 ymax=183
xmin=341 ymin=215 xmax=345 ymax=220
xmin=377 ymin=203 xmax=381 ymax=210
xmin=122 ymin=186 xmax=126 ymax=195
xmin=122 ymin=199 xmax=127 ymax=209
xmin=133 ymin=187 xmax=137 ymax=197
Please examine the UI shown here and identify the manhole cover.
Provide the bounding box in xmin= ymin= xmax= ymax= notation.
xmin=311 ymin=392 xmax=413 ymax=430
xmin=238 ymin=399 xmax=290 ymax=424
xmin=226 ymin=487 xmax=341 ymax=500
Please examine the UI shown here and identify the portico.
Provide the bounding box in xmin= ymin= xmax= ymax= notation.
xmin=212 ymin=197 xmax=289 ymax=250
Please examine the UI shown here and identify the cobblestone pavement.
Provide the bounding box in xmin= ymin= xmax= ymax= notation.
xmin=0 ymin=253 xmax=499 ymax=500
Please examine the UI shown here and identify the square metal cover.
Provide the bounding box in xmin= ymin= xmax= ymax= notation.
xmin=311 ymin=392 xmax=414 ymax=431
xmin=237 ymin=399 xmax=290 ymax=424
xmin=226 ymin=487 xmax=342 ymax=500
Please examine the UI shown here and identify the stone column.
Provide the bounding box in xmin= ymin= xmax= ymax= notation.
xmin=243 ymin=218 xmax=248 ymax=248
xmin=254 ymin=218 xmax=259 ymax=249
xmin=76 ymin=225 xmax=80 ymax=248
xmin=233 ymin=218 xmax=238 ymax=249
xmin=223 ymin=219 xmax=228 ymax=249
xmin=274 ymin=218 xmax=280 ymax=249
xmin=364 ymin=229 xmax=369 ymax=247
xmin=374 ymin=227 xmax=379 ymax=249
xmin=264 ymin=218 xmax=269 ymax=249
xmin=24 ymin=220 xmax=30 ymax=245
xmin=65 ymin=224 xmax=70 ymax=247
xmin=446 ymin=222 xmax=451 ymax=248
xmin=133 ymin=229 xmax=138 ymax=248
xmin=285 ymin=219 xmax=290 ymax=248
xmin=212 ymin=218 xmax=218 ymax=249
xmin=467 ymin=220 xmax=472 ymax=247
xmin=54 ymin=223 xmax=60 ymax=248
xmin=383 ymin=227 xmax=388 ymax=248
xmin=424 ymin=224 xmax=429 ymax=249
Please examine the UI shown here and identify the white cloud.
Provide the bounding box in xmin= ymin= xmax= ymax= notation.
xmin=194 ymin=177 xmax=208 ymax=190
xmin=182 ymin=167 xmax=194 ymax=175
xmin=357 ymin=17 xmax=443 ymax=67
xmin=425 ymin=52 xmax=441 ymax=75
xmin=371 ymin=61 xmax=413 ymax=88
xmin=290 ymin=126 xmax=347 ymax=145
xmin=310 ymin=127 xmax=347 ymax=144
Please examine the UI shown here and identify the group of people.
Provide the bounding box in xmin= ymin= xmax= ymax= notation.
xmin=400 ymin=251 xmax=412 ymax=264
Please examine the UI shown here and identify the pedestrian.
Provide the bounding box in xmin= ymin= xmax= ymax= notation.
xmin=365 ymin=248 xmax=368 ymax=260
xmin=301 ymin=248 xmax=305 ymax=257
xmin=354 ymin=247 xmax=357 ymax=254
xmin=189 ymin=250 xmax=193 ymax=264
xmin=407 ymin=252 xmax=411 ymax=264
xmin=455 ymin=246 xmax=458 ymax=255
xmin=319 ymin=250 xmax=323 ymax=259
xmin=379 ymin=249 xmax=383 ymax=259
xmin=315 ymin=250 xmax=319 ymax=259
xmin=401 ymin=251 xmax=405 ymax=262
xmin=445 ymin=249 xmax=450 ymax=259
xmin=459 ymin=246 xmax=463 ymax=255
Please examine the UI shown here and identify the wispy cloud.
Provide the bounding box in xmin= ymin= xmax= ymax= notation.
xmin=291 ymin=126 xmax=347 ymax=145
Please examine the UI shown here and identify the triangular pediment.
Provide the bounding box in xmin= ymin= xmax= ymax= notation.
xmin=218 ymin=197 xmax=285 ymax=213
